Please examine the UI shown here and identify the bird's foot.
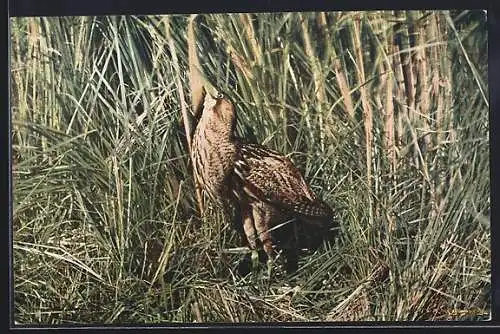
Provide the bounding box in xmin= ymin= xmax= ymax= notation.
xmin=251 ymin=249 xmax=259 ymax=271
xmin=266 ymin=259 xmax=273 ymax=279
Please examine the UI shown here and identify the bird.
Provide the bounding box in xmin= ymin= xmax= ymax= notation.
xmin=191 ymin=89 xmax=335 ymax=275
xmin=191 ymin=89 xmax=239 ymax=223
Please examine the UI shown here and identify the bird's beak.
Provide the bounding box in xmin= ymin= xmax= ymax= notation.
xmin=203 ymin=86 xmax=219 ymax=110
xmin=203 ymin=92 xmax=217 ymax=111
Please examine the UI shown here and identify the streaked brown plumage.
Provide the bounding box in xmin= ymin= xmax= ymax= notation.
xmin=191 ymin=92 xmax=238 ymax=216
xmin=191 ymin=91 xmax=334 ymax=274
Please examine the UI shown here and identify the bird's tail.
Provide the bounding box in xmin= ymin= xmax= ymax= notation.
xmin=293 ymin=198 xmax=334 ymax=220
xmin=295 ymin=201 xmax=339 ymax=251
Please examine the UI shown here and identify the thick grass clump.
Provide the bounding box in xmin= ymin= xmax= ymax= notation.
xmin=11 ymin=10 xmax=489 ymax=324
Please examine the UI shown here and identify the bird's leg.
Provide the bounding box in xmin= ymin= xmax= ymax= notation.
xmin=253 ymin=203 xmax=276 ymax=278
xmin=221 ymin=201 xmax=235 ymax=227
xmin=284 ymin=247 xmax=298 ymax=274
xmin=241 ymin=204 xmax=259 ymax=271
xmin=266 ymin=258 xmax=273 ymax=278
xmin=251 ymin=249 xmax=259 ymax=270
xmin=284 ymin=220 xmax=299 ymax=274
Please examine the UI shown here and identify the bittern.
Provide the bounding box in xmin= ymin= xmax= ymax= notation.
xmin=191 ymin=90 xmax=334 ymax=275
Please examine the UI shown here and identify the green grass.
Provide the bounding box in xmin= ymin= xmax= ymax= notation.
xmin=11 ymin=10 xmax=490 ymax=324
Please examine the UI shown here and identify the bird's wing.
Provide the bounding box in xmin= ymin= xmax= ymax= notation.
xmin=234 ymin=143 xmax=333 ymax=218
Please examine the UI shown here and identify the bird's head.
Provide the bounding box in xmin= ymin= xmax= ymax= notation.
xmin=201 ymin=89 xmax=237 ymax=136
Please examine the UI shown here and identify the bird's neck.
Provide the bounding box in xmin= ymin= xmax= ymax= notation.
xmin=197 ymin=117 xmax=236 ymax=145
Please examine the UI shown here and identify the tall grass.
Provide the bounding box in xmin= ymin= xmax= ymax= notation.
xmin=11 ymin=10 xmax=489 ymax=324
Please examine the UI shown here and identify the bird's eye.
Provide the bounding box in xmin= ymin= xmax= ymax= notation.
xmin=217 ymin=92 xmax=224 ymax=99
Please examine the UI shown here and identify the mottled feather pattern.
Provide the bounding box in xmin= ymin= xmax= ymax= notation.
xmin=191 ymin=98 xmax=237 ymax=208
xmin=235 ymin=143 xmax=333 ymax=218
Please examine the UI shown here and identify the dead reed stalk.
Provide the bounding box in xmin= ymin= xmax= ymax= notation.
xmin=352 ymin=13 xmax=374 ymax=198
xmin=165 ymin=16 xmax=205 ymax=216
